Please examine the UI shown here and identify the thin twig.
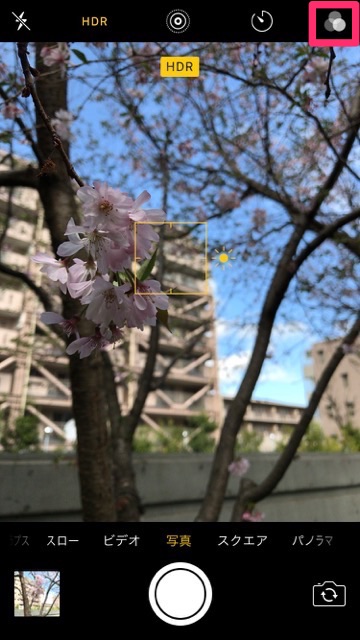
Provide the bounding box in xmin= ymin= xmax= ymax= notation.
xmin=324 ymin=47 xmax=336 ymax=101
xmin=16 ymin=42 xmax=84 ymax=187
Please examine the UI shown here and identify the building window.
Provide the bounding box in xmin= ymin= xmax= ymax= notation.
xmin=341 ymin=372 xmax=349 ymax=388
xmin=345 ymin=401 xmax=355 ymax=417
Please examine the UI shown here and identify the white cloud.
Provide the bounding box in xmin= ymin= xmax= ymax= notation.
xmin=272 ymin=321 xmax=307 ymax=338
xmin=218 ymin=351 xmax=251 ymax=395
xmin=259 ymin=362 xmax=297 ymax=383
xmin=216 ymin=318 xmax=310 ymax=398
xmin=218 ymin=350 xmax=302 ymax=397
xmin=207 ymin=277 xmax=218 ymax=296
xmin=216 ymin=318 xmax=308 ymax=344
xmin=219 ymin=352 xmax=251 ymax=377
xmin=215 ymin=318 xmax=256 ymax=341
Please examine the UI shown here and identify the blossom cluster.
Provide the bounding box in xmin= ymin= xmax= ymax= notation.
xmin=242 ymin=510 xmax=265 ymax=522
xmin=1 ymin=102 xmax=23 ymax=119
xmin=40 ymin=43 xmax=70 ymax=76
xmin=228 ymin=457 xmax=250 ymax=477
xmin=50 ymin=109 xmax=74 ymax=142
xmin=33 ymin=182 xmax=168 ymax=358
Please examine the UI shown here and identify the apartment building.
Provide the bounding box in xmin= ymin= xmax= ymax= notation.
xmin=305 ymin=338 xmax=360 ymax=436
xmin=223 ymin=396 xmax=303 ymax=450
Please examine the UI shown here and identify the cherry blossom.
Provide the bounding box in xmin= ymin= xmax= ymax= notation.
xmin=216 ymin=191 xmax=240 ymax=212
xmin=121 ymin=279 xmax=169 ymax=330
xmin=228 ymin=458 xmax=250 ymax=477
xmin=33 ymin=181 xmax=168 ymax=358
xmin=67 ymin=257 xmax=97 ymax=298
xmin=242 ymin=510 xmax=265 ymax=522
xmin=32 ymin=253 xmax=69 ymax=293
xmin=40 ymin=312 xmax=80 ymax=338
xmin=51 ymin=109 xmax=74 ymax=142
xmin=66 ymin=331 xmax=110 ymax=358
xmin=84 ymin=277 xmax=128 ymax=326
xmin=40 ymin=43 xmax=70 ymax=75
xmin=58 ymin=219 xmax=113 ymax=274
xmin=77 ymin=181 xmax=133 ymax=227
xmin=2 ymin=102 xmax=23 ymax=119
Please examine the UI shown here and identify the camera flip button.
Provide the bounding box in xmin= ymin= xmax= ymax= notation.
xmin=312 ymin=580 xmax=346 ymax=607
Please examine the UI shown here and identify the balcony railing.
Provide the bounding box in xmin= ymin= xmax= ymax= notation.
xmin=0 ymin=372 xmax=12 ymax=393
xmin=6 ymin=220 xmax=33 ymax=247
xmin=0 ymin=328 xmax=18 ymax=349
xmin=1 ymin=250 xmax=29 ymax=271
xmin=0 ymin=289 xmax=23 ymax=316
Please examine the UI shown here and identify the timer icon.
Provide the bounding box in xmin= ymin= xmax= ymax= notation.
xmin=251 ymin=10 xmax=274 ymax=33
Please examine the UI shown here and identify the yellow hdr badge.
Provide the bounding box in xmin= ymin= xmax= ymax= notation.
xmin=160 ymin=57 xmax=200 ymax=77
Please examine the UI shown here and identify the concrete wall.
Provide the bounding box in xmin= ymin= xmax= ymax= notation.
xmin=0 ymin=452 xmax=360 ymax=521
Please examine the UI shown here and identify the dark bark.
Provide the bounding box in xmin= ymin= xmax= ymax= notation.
xmin=0 ymin=167 xmax=39 ymax=189
xmin=39 ymin=574 xmax=59 ymax=616
xmin=101 ymin=350 xmax=141 ymax=521
xmin=18 ymin=571 xmax=31 ymax=617
xmin=15 ymin=43 xmax=116 ymax=521
xmin=69 ymin=337 xmax=115 ymax=521
xmin=0 ymin=262 xmax=53 ymax=310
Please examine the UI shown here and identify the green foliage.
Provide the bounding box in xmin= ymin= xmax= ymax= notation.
xmin=236 ymin=429 xmax=263 ymax=453
xmin=136 ymin=248 xmax=157 ymax=281
xmin=72 ymin=49 xmax=88 ymax=64
xmin=133 ymin=414 xmax=217 ymax=453
xmin=188 ymin=415 xmax=217 ymax=453
xmin=132 ymin=435 xmax=153 ymax=453
xmin=298 ymin=422 xmax=342 ymax=452
xmin=156 ymin=308 xmax=172 ymax=333
xmin=1 ymin=414 xmax=40 ymax=452
xmin=276 ymin=421 xmax=360 ymax=453
xmin=339 ymin=423 xmax=360 ymax=453
xmin=157 ymin=427 xmax=188 ymax=453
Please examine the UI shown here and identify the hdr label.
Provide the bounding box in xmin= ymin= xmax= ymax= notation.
xmin=81 ymin=17 xmax=108 ymax=26
xmin=160 ymin=57 xmax=200 ymax=78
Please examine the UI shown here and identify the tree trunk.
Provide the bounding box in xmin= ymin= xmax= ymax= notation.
xmin=101 ymin=351 xmax=141 ymax=521
xmin=196 ymin=225 xmax=305 ymax=521
xmin=18 ymin=571 xmax=31 ymax=617
xmin=28 ymin=43 xmax=116 ymax=521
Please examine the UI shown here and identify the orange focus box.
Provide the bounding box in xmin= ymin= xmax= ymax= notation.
xmin=133 ymin=221 xmax=208 ymax=296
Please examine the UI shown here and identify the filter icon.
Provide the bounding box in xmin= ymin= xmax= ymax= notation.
xmin=308 ymin=1 xmax=359 ymax=46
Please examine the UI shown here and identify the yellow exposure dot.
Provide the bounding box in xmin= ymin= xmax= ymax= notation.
xmin=219 ymin=253 xmax=229 ymax=264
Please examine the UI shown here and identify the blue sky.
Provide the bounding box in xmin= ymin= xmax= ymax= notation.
xmin=2 ymin=42 xmax=359 ymax=409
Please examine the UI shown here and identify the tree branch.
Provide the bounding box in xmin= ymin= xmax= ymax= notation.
xmin=0 ymin=85 xmax=43 ymax=165
xmin=0 ymin=166 xmax=39 ymax=189
xmin=308 ymin=85 xmax=360 ymax=215
xmin=17 ymin=42 xmax=84 ymax=188
xmin=231 ymin=312 xmax=360 ymax=520
xmin=324 ymin=47 xmax=336 ymax=100
xmin=294 ymin=207 xmax=360 ymax=267
xmin=0 ymin=261 xmax=53 ymax=310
